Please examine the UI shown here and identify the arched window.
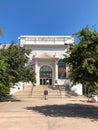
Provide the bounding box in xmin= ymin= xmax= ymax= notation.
xmin=40 ymin=66 xmax=52 ymax=78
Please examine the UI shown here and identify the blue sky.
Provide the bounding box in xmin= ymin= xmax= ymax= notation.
xmin=0 ymin=0 xmax=98 ymax=43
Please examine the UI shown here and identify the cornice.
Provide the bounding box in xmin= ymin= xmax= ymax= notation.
xmin=19 ymin=35 xmax=74 ymax=41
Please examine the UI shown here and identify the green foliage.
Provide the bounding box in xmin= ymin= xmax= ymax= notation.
xmin=0 ymin=59 xmax=11 ymax=98
xmin=4 ymin=44 xmax=29 ymax=83
xmin=22 ymin=66 xmax=36 ymax=84
xmin=64 ymin=26 xmax=98 ymax=95
xmin=0 ymin=43 xmax=36 ymax=99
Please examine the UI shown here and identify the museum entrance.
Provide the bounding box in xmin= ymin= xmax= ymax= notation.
xmin=40 ymin=65 xmax=52 ymax=85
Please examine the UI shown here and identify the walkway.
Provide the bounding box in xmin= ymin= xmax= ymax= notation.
xmin=0 ymin=85 xmax=98 ymax=130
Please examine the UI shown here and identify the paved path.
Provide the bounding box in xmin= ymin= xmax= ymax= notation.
xmin=0 ymin=87 xmax=98 ymax=130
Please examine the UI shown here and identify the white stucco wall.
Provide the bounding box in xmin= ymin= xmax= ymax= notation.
xmin=18 ymin=36 xmax=75 ymax=87
xmin=24 ymin=45 xmax=66 ymax=60
xmin=57 ymin=79 xmax=66 ymax=85
xmin=71 ymin=84 xmax=83 ymax=95
xmin=19 ymin=36 xmax=74 ymax=60
xmin=10 ymin=82 xmax=24 ymax=95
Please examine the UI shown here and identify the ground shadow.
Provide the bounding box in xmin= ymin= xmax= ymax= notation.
xmin=26 ymin=103 xmax=98 ymax=121
xmin=1 ymin=95 xmax=21 ymax=102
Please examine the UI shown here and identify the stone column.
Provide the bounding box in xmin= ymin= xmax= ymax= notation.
xmin=55 ymin=60 xmax=58 ymax=82
xmin=66 ymin=65 xmax=70 ymax=78
xmin=35 ymin=60 xmax=39 ymax=85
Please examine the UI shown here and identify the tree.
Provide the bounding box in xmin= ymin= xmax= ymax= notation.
xmin=0 ymin=43 xmax=36 ymax=99
xmin=0 ymin=59 xmax=10 ymax=100
xmin=64 ymin=26 xmax=98 ymax=95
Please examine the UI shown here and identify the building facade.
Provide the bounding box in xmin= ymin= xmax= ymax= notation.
xmin=18 ymin=36 xmax=74 ymax=86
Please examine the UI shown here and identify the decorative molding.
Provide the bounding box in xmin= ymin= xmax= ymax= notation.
xmin=19 ymin=36 xmax=74 ymax=42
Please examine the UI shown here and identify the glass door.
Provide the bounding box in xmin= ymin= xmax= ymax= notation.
xmin=40 ymin=65 xmax=52 ymax=85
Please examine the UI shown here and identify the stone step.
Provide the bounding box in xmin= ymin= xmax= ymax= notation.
xmin=13 ymin=92 xmax=69 ymax=98
xmin=12 ymin=85 xmax=75 ymax=98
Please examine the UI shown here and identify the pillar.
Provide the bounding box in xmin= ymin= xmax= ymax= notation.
xmin=55 ymin=60 xmax=58 ymax=82
xmin=35 ymin=60 xmax=39 ymax=85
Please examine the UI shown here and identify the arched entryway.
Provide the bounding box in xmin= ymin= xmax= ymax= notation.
xmin=40 ymin=65 xmax=52 ymax=85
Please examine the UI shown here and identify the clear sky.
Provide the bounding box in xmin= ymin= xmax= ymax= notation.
xmin=0 ymin=0 xmax=98 ymax=43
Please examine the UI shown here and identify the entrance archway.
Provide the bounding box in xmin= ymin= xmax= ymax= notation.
xmin=40 ymin=65 xmax=52 ymax=85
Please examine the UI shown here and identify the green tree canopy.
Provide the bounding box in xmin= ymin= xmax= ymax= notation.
xmin=0 ymin=43 xmax=36 ymax=99
xmin=64 ymin=26 xmax=98 ymax=94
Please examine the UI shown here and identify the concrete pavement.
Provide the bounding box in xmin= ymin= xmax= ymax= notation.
xmin=0 ymin=97 xmax=98 ymax=130
xmin=0 ymin=86 xmax=98 ymax=130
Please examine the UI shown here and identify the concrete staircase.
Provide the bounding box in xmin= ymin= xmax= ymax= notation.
xmin=12 ymin=85 xmax=72 ymax=99
xmin=12 ymin=84 xmax=32 ymax=98
xmin=31 ymin=85 xmax=61 ymax=98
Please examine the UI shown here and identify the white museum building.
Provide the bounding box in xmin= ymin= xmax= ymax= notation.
xmin=18 ymin=35 xmax=82 ymax=95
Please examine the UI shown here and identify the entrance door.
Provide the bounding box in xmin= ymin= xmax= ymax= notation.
xmin=40 ymin=66 xmax=52 ymax=85
xmin=40 ymin=78 xmax=52 ymax=85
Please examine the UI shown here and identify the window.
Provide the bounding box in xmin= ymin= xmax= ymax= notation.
xmin=58 ymin=61 xmax=66 ymax=79
xmin=40 ymin=66 xmax=52 ymax=78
